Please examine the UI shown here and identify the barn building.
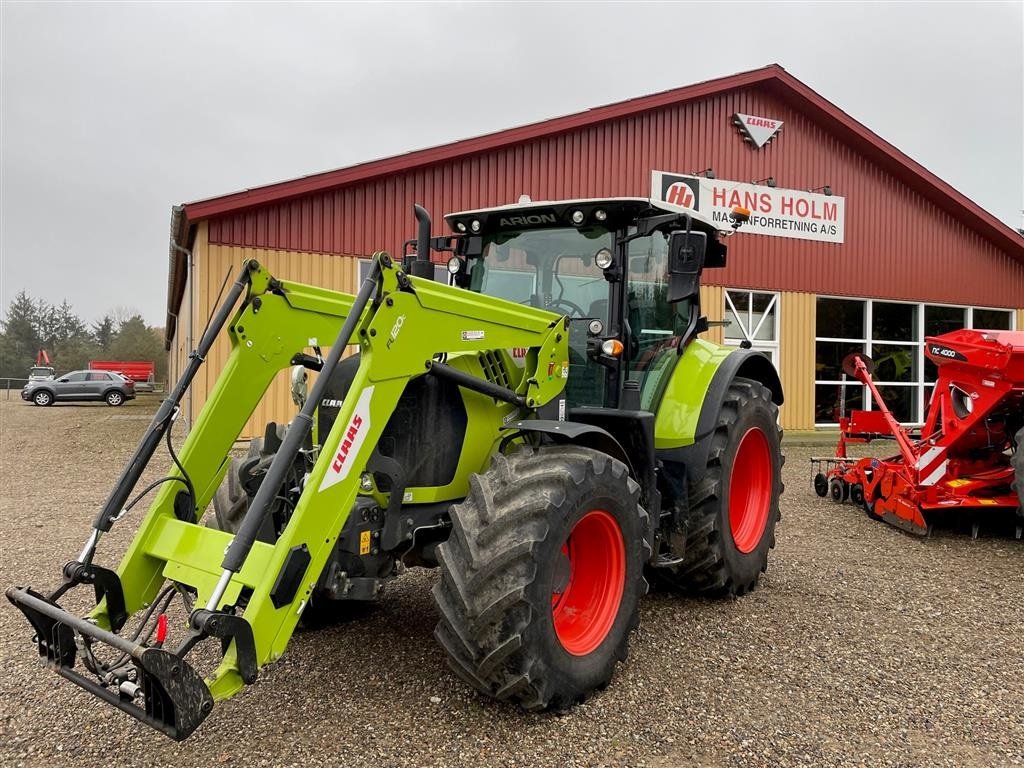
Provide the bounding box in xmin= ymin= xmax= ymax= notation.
xmin=165 ymin=64 xmax=1024 ymax=437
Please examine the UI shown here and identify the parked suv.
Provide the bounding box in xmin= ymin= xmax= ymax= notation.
xmin=21 ymin=370 xmax=136 ymax=407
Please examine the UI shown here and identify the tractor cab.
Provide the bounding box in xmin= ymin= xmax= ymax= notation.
xmin=442 ymin=198 xmax=734 ymax=410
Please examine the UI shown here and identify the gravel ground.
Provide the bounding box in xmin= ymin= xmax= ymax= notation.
xmin=1 ymin=397 xmax=1022 ymax=768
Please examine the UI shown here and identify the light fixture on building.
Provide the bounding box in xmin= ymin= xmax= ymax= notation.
xmin=809 ymin=185 xmax=834 ymax=196
xmin=752 ymin=177 xmax=777 ymax=188
xmin=690 ymin=167 xmax=716 ymax=179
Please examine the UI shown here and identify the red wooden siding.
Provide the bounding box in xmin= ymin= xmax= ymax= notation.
xmin=206 ymin=86 xmax=1023 ymax=308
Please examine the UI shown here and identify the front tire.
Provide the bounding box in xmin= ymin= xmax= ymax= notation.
xmin=433 ymin=445 xmax=649 ymax=711
xmin=33 ymin=390 xmax=53 ymax=407
xmin=657 ymin=378 xmax=783 ymax=597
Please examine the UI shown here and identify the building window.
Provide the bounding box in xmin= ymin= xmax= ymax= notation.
xmin=814 ymin=298 xmax=1015 ymax=426
xmin=724 ymin=290 xmax=779 ymax=365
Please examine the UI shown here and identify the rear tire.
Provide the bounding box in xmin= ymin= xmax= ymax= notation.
xmin=656 ymin=378 xmax=783 ymax=597
xmin=105 ymin=390 xmax=124 ymax=407
xmin=433 ymin=445 xmax=649 ymax=711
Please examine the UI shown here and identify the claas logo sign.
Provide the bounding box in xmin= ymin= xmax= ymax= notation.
xmin=660 ymin=175 xmax=700 ymax=210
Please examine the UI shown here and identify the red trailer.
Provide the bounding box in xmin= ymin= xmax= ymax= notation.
xmin=89 ymin=360 xmax=155 ymax=390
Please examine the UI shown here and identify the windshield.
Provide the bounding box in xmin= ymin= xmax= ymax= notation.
xmin=471 ymin=226 xmax=612 ymax=319
xmin=472 ymin=226 xmax=613 ymax=406
xmin=468 ymin=224 xmax=697 ymax=411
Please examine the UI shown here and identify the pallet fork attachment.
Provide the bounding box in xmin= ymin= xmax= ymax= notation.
xmin=7 ymin=251 xmax=568 ymax=739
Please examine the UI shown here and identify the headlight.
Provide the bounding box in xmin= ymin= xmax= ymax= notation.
xmin=470 ymin=219 xmax=481 ymax=233
xmin=455 ymin=221 xmax=467 ymax=233
xmin=447 ymin=256 xmax=462 ymax=275
xmin=588 ymin=319 xmax=604 ymax=336
xmin=571 ymin=210 xmax=585 ymax=225
xmin=594 ymin=209 xmax=607 ymax=221
xmin=595 ymin=248 xmax=614 ymax=269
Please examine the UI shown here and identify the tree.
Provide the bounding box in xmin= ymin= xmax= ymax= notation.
xmin=0 ymin=291 xmax=42 ymax=378
xmin=92 ymin=315 xmax=116 ymax=352
xmin=36 ymin=299 xmax=97 ymax=373
xmin=109 ymin=315 xmax=165 ymax=380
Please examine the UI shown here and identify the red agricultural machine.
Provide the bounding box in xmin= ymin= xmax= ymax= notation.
xmin=812 ymin=329 xmax=1024 ymax=537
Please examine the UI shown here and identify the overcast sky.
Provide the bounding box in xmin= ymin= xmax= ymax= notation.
xmin=1 ymin=2 xmax=1021 ymax=326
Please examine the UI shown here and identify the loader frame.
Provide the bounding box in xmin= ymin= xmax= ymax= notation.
xmin=8 ymin=252 xmax=570 ymax=739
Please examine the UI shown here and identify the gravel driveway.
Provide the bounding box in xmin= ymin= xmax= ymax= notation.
xmin=1 ymin=397 xmax=1021 ymax=767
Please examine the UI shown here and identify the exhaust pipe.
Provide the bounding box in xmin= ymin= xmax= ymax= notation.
xmin=409 ymin=204 xmax=435 ymax=279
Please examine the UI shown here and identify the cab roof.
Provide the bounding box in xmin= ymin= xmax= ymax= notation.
xmin=443 ymin=197 xmax=727 ymax=235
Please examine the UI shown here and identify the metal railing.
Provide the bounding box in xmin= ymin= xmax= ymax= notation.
xmin=2 ymin=378 xmax=29 ymax=397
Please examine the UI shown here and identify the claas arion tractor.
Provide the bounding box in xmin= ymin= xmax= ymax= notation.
xmin=7 ymin=198 xmax=784 ymax=739
xmin=812 ymin=329 xmax=1024 ymax=536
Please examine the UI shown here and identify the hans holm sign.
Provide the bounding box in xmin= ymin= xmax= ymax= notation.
xmin=652 ymin=171 xmax=846 ymax=244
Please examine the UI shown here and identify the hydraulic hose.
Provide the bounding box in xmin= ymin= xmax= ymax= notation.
xmin=90 ymin=260 xmax=257 ymax=538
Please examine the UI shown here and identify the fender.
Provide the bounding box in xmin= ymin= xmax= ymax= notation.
xmin=503 ymin=419 xmax=635 ymax=479
xmin=656 ymin=343 xmax=783 ymax=484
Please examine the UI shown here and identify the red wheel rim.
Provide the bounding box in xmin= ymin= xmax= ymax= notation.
xmin=551 ymin=510 xmax=626 ymax=656
xmin=729 ymin=427 xmax=772 ymax=554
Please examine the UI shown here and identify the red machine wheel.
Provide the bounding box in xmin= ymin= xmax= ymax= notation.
xmin=850 ymin=483 xmax=865 ymax=507
xmin=829 ymin=477 xmax=849 ymax=503
xmin=728 ymin=429 xmax=772 ymax=553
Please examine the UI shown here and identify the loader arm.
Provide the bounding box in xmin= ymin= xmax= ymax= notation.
xmin=8 ymin=252 xmax=569 ymax=739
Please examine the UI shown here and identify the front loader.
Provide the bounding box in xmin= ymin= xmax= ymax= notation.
xmin=8 ymin=197 xmax=784 ymax=739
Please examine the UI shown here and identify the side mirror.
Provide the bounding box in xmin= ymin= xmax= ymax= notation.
xmin=667 ymin=230 xmax=707 ymax=303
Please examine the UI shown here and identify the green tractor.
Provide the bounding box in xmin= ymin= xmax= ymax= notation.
xmin=8 ymin=197 xmax=783 ymax=739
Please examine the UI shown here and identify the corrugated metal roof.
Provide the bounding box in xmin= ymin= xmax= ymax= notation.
xmin=177 ymin=64 xmax=1023 ymax=260
xmin=166 ymin=64 xmax=1024 ymax=344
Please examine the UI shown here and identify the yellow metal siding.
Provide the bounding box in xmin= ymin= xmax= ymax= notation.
xmin=170 ymin=222 xmax=361 ymax=439
xmin=699 ymin=284 xmax=724 ymax=345
xmin=1017 ymin=308 xmax=1023 ymax=331
xmin=778 ymin=291 xmax=816 ymax=432
xmin=203 ymin=244 xmax=360 ymax=438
